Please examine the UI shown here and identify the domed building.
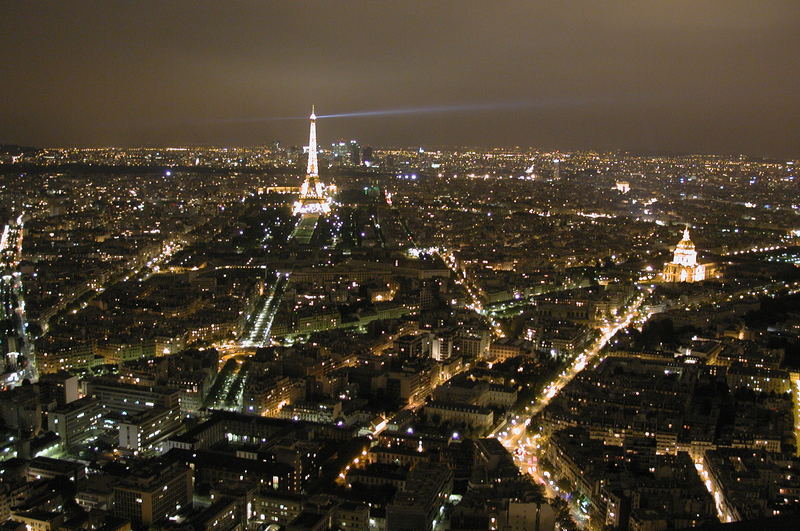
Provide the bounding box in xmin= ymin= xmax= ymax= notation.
xmin=662 ymin=227 xmax=706 ymax=282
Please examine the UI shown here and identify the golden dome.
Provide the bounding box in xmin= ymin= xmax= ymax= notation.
xmin=676 ymin=227 xmax=694 ymax=249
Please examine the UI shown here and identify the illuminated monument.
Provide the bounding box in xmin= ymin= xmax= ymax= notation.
xmin=662 ymin=226 xmax=706 ymax=283
xmin=293 ymin=106 xmax=332 ymax=215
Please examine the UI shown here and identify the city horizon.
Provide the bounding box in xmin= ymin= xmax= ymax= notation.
xmin=4 ymin=142 xmax=799 ymax=166
xmin=3 ymin=2 xmax=800 ymax=157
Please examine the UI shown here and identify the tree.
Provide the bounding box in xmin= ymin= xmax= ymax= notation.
xmin=551 ymin=497 xmax=579 ymax=531
xmin=522 ymin=477 xmax=548 ymax=531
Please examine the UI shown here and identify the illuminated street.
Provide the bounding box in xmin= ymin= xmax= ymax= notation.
xmin=490 ymin=289 xmax=652 ymax=528
xmin=1 ymin=217 xmax=38 ymax=386
xmin=240 ymin=271 xmax=290 ymax=348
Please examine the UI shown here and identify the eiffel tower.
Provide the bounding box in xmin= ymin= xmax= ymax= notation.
xmin=293 ymin=106 xmax=331 ymax=215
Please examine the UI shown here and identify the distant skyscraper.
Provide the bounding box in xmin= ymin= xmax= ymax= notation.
xmin=331 ymin=140 xmax=349 ymax=165
xmin=553 ymin=158 xmax=561 ymax=181
xmin=293 ymin=106 xmax=332 ymax=215
xmin=330 ymin=139 xmax=360 ymax=166
xmin=348 ymin=140 xmax=361 ymax=166
xmin=362 ymin=146 xmax=374 ymax=167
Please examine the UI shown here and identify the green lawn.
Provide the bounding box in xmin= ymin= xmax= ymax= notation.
xmin=291 ymin=214 xmax=319 ymax=244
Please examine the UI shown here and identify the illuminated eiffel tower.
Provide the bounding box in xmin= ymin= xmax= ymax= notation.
xmin=293 ymin=106 xmax=332 ymax=215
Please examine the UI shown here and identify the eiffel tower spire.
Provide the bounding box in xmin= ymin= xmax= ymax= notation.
xmin=306 ymin=105 xmax=318 ymax=178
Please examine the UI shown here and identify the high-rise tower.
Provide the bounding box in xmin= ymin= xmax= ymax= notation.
xmin=293 ymin=106 xmax=331 ymax=215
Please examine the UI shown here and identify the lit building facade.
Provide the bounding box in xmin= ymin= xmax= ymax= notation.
xmin=118 ymin=406 xmax=182 ymax=453
xmin=662 ymin=227 xmax=706 ymax=283
xmin=48 ymin=397 xmax=102 ymax=450
xmin=112 ymin=461 xmax=192 ymax=527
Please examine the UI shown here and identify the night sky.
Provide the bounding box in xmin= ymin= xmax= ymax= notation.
xmin=1 ymin=1 xmax=798 ymax=157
